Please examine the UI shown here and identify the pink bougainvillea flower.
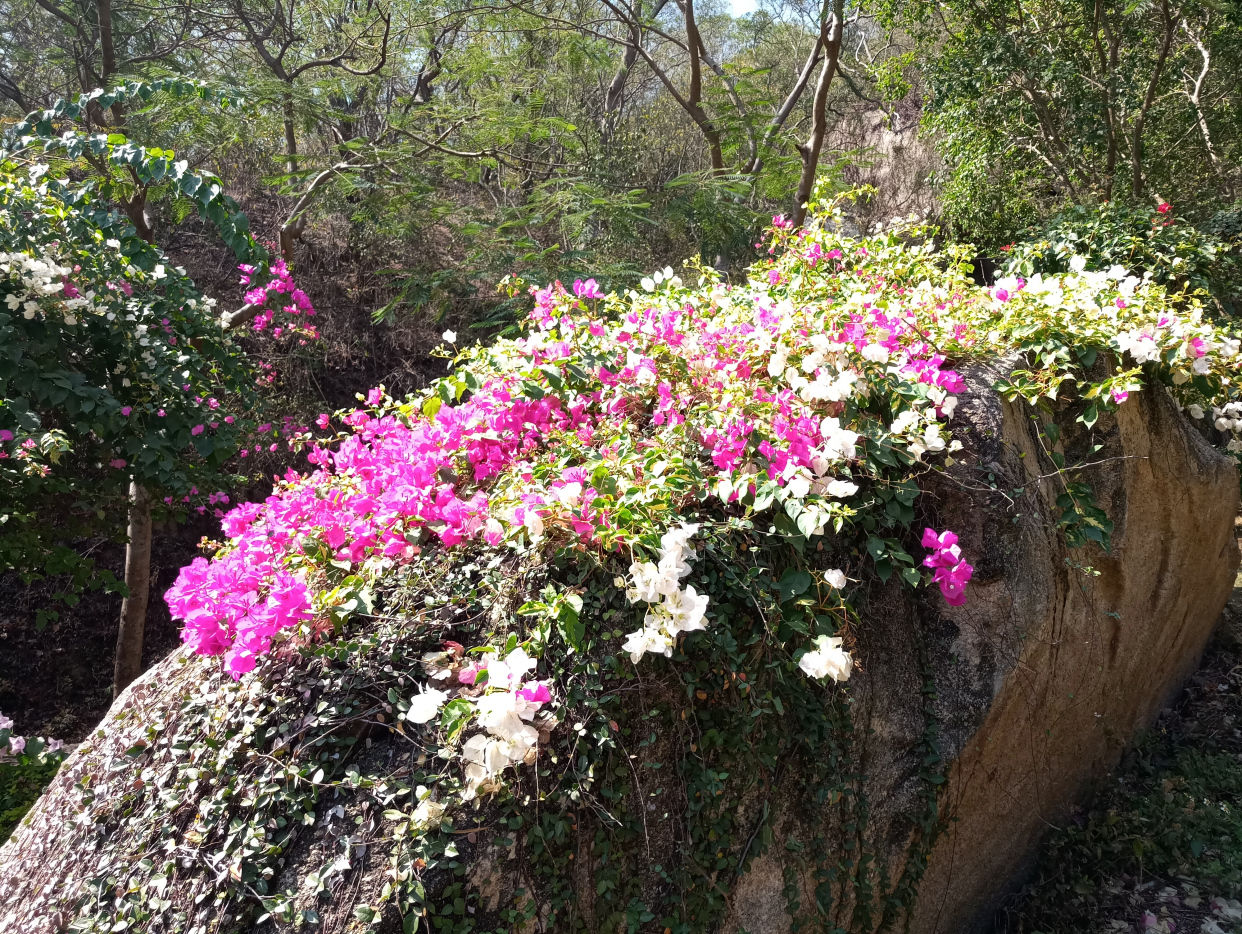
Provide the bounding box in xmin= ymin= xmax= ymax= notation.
xmin=573 ymin=278 xmax=602 ymax=299
xmin=517 ymin=682 xmax=552 ymax=704
xmin=922 ymin=528 xmax=973 ymax=605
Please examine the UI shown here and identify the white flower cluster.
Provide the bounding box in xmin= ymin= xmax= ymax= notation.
xmin=640 ymin=265 xmax=682 ymax=292
xmin=1 ymin=245 xmax=168 ymax=386
xmin=1115 ymin=328 xmax=1162 ymax=365
xmin=410 ymin=646 xmax=556 ymax=801
xmin=1213 ymin=401 xmax=1242 ymax=432
xmin=622 ymin=523 xmax=710 ymax=662
xmin=1211 ymin=402 xmax=1242 ymax=452
xmin=889 ymin=409 xmax=964 ymax=461
xmin=797 ymin=634 xmax=853 ymax=682
xmin=1 ymin=249 xmax=72 ymax=321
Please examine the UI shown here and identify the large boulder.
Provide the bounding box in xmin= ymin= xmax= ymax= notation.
xmin=911 ymin=362 xmax=1240 ymax=931
xmin=1 ymin=363 xmax=1235 ymax=934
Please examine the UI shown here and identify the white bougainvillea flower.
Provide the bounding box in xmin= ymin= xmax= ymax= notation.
xmin=462 ymin=733 xmax=512 ymax=797
xmin=798 ymin=635 xmax=853 ymax=682
xmin=825 ymin=569 xmax=847 ymax=589
xmin=474 ymin=691 xmax=540 ymax=748
xmin=825 ymin=478 xmax=858 ymax=498
xmin=628 ymin=561 xmax=665 ymax=603
xmin=622 ymin=625 xmax=674 ymax=663
xmin=655 ymin=550 xmax=691 ymax=588
xmin=785 ymin=470 xmax=812 ymax=499
xmin=479 ymin=646 xmax=537 ymax=689
xmin=645 ymin=584 xmax=709 ymax=636
xmin=412 ymin=795 xmax=446 ymax=828
xmin=406 ymin=687 xmax=449 ymax=724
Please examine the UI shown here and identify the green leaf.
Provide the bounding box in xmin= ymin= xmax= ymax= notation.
xmin=776 ymin=568 xmax=813 ymax=600
xmin=556 ymin=593 xmax=585 ymax=651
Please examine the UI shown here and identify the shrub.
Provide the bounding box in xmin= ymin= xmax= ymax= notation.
xmin=0 ymin=713 xmax=68 ymax=843
xmin=1002 ymin=201 xmax=1242 ymax=319
xmin=0 ymin=84 xmax=318 ymax=623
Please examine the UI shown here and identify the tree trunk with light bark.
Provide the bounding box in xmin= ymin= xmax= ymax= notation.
xmin=113 ymin=480 xmax=152 ymax=697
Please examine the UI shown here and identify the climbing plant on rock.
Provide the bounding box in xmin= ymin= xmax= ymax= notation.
xmin=158 ymin=185 xmax=1242 ymax=925
xmin=9 ymin=186 xmax=1239 ymax=934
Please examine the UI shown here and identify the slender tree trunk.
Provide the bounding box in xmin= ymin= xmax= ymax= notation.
xmin=283 ymin=88 xmax=298 ymax=174
xmin=1091 ymin=0 xmax=1120 ymax=199
xmin=601 ymin=0 xmax=670 ymax=149
xmin=114 ymin=480 xmax=152 ymax=697
xmin=96 ymin=0 xmax=116 ymax=80
xmin=678 ymin=0 xmax=725 ymax=175
xmin=1132 ymin=0 xmax=1174 ymax=197
xmin=1183 ymin=21 xmax=1232 ymax=199
xmin=747 ymin=28 xmax=825 ymax=177
xmin=120 ymin=186 xmax=153 ymax=242
xmin=792 ymin=0 xmax=844 ymax=228
xmin=93 ymin=18 xmax=155 ymax=697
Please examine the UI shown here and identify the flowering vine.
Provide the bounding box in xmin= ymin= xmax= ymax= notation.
xmin=165 ymin=199 xmax=1242 ymax=824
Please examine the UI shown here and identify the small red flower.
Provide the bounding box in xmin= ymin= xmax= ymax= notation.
xmin=1157 ymin=202 xmax=1171 ymax=214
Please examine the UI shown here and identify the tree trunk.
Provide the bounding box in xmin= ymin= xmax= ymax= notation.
xmin=120 ymin=186 xmax=154 ymax=243
xmin=1131 ymin=0 xmax=1174 ymax=197
xmin=95 ymin=36 xmax=155 ymax=698
xmin=1183 ymin=22 xmax=1232 ymax=199
xmin=680 ymin=0 xmax=726 ymax=175
xmin=601 ymin=0 xmax=670 ymax=148
xmin=792 ymin=0 xmax=844 ymax=228
xmin=114 ymin=480 xmax=152 ymax=697
xmin=97 ymin=0 xmax=116 ymax=80
xmin=747 ymin=26 xmax=825 ymax=177
xmin=283 ymin=88 xmax=298 ymax=174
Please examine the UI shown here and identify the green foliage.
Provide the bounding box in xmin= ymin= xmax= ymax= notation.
xmin=0 ymin=738 xmax=66 ymax=843
xmin=475 ymin=525 xmax=944 ymax=934
xmin=913 ymin=0 xmax=1242 ymax=245
xmin=0 ymin=84 xmax=271 ymax=613
xmin=9 ymin=80 xmax=266 ymax=266
xmin=1004 ymin=202 xmax=1242 ymax=319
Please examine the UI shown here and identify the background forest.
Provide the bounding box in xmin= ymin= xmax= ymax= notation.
xmin=1 ymin=0 xmax=1242 ymax=929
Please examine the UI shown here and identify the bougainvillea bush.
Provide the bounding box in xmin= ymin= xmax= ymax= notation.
xmin=0 ymin=150 xmax=314 ymax=620
xmin=1003 ymin=200 xmax=1242 ymax=320
xmin=164 ymin=190 xmax=1242 ymax=864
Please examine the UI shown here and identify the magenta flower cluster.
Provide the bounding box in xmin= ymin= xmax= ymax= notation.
xmin=166 ymin=381 xmax=589 ymax=677
xmin=921 ymin=528 xmax=975 ymax=606
xmin=169 ymin=231 xmax=982 ymax=680
xmin=239 ymin=258 xmax=318 ymax=341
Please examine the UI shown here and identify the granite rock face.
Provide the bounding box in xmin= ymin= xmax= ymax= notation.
xmin=1 ymin=366 xmax=1237 ymax=934
xmin=908 ymin=363 xmax=1239 ymax=933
